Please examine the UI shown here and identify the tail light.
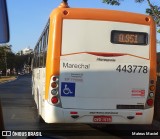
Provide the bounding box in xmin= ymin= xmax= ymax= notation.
xmin=51 ymin=96 xmax=59 ymax=104
xmin=147 ymin=99 xmax=153 ymax=106
xmin=50 ymin=76 xmax=60 ymax=105
xmin=149 ymin=85 xmax=155 ymax=91
xmin=136 ymin=112 xmax=143 ymax=115
xmin=70 ymin=111 xmax=78 ymax=115
xmin=51 ymin=82 xmax=58 ymax=88
xmin=53 ymin=76 xmax=58 ymax=82
xmin=51 ymin=89 xmax=58 ymax=96
xmin=149 ymin=92 xmax=154 ymax=97
xmin=146 ymin=80 xmax=155 ymax=107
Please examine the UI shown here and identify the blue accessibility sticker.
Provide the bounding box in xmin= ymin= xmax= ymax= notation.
xmin=61 ymin=82 xmax=75 ymax=97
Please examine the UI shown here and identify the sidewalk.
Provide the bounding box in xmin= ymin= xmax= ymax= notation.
xmin=0 ymin=76 xmax=17 ymax=84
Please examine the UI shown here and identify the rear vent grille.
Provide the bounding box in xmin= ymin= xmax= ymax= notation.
xmin=117 ymin=105 xmax=144 ymax=109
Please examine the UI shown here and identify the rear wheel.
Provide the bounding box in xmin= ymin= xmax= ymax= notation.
xmin=154 ymin=94 xmax=160 ymax=121
xmin=38 ymin=113 xmax=45 ymax=123
xmin=154 ymin=78 xmax=160 ymax=121
xmin=36 ymin=90 xmax=45 ymax=123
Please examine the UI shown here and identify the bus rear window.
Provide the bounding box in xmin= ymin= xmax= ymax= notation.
xmin=111 ymin=30 xmax=148 ymax=45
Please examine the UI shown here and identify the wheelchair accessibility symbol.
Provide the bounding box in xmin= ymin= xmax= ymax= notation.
xmin=61 ymin=82 xmax=75 ymax=97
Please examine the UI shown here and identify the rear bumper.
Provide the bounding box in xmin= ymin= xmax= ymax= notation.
xmin=42 ymin=101 xmax=153 ymax=124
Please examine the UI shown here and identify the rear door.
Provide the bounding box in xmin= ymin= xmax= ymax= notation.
xmin=59 ymin=19 xmax=150 ymax=110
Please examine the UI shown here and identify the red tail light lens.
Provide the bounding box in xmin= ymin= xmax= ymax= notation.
xmin=147 ymin=99 xmax=153 ymax=106
xmin=53 ymin=77 xmax=57 ymax=81
xmin=136 ymin=112 xmax=143 ymax=115
xmin=70 ymin=112 xmax=78 ymax=115
xmin=51 ymin=96 xmax=59 ymax=104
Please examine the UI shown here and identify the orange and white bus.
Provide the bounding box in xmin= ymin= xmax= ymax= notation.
xmin=32 ymin=1 xmax=157 ymax=124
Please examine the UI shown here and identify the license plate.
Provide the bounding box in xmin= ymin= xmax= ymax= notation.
xmin=93 ymin=116 xmax=112 ymax=123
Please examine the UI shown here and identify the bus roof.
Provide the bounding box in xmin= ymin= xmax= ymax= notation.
xmin=49 ymin=6 xmax=154 ymax=26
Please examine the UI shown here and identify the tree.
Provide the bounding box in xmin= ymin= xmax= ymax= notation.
xmin=0 ymin=45 xmax=15 ymax=75
xmin=0 ymin=43 xmax=12 ymax=52
xmin=14 ymin=55 xmax=27 ymax=73
xmin=0 ymin=45 xmax=33 ymax=75
xmin=102 ymin=0 xmax=160 ymax=32
xmin=0 ymin=47 xmax=6 ymax=72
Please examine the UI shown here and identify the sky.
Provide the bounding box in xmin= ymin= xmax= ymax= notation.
xmin=6 ymin=0 xmax=160 ymax=53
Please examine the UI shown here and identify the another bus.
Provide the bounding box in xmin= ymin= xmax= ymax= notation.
xmin=32 ymin=1 xmax=157 ymax=124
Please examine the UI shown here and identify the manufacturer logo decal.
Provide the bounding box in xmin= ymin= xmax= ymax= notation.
xmin=61 ymin=82 xmax=75 ymax=97
xmin=131 ymin=89 xmax=145 ymax=97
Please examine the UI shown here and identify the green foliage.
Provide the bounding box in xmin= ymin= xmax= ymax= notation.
xmin=102 ymin=0 xmax=145 ymax=6
xmin=0 ymin=47 xmax=5 ymax=70
xmin=146 ymin=5 xmax=160 ymax=32
xmin=135 ymin=0 xmax=145 ymax=3
xmin=14 ymin=55 xmax=28 ymax=72
xmin=0 ymin=47 xmax=15 ymax=74
xmin=0 ymin=46 xmax=32 ymax=75
xmin=102 ymin=0 xmax=160 ymax=33
xmin=102 ymin=0 xmax=122 ymax=5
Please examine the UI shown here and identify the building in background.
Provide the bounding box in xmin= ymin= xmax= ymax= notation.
xmin=17 ymin=47 xmax=33 ymax=55
xmin=16 ymin=47 xmax=33 ymax=74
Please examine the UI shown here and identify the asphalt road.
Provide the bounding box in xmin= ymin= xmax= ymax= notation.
xmin=0 ymin=74 xmax=160 ymax=139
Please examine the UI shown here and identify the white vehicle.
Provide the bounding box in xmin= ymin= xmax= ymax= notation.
xmin=32 ymin=1 xmax=157 ymax=124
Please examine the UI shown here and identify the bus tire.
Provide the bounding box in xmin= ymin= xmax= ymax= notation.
xmin=154 ymin=91 xmax=160 ymax=121
xmin=36 ymin=91 xmax=45 ymax=123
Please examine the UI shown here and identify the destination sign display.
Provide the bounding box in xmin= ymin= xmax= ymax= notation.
xmin=111 ymin=30 xmax=148 ymax=45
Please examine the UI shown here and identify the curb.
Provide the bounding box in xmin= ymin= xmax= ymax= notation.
xmin=0 ymin=77 xmax=17 ymax=85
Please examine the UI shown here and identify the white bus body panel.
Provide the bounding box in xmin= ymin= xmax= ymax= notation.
xmin=32 ymin=68 xmax=46 ymax=118
xmin=61 ymin=20 xmax=149 ymax=58
xmin=46 ymin=19 xmax=152 ymax=124
xmin=60 ymin=20 xmax=150 ymax=110
xmin=34 ymin=20 xmax=153 ymax=124
xmin=42 ymin=102 xmax=153 ymax=124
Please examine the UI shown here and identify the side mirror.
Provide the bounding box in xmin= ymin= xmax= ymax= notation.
xmin=0 ymin=0 xmax=9 ymax=43
xmin=0 ymin=0 xmax=9 ymax=134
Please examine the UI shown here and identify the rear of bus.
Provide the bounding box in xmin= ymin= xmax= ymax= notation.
xmin=45 ymin=6 xmax=157 ymax=124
